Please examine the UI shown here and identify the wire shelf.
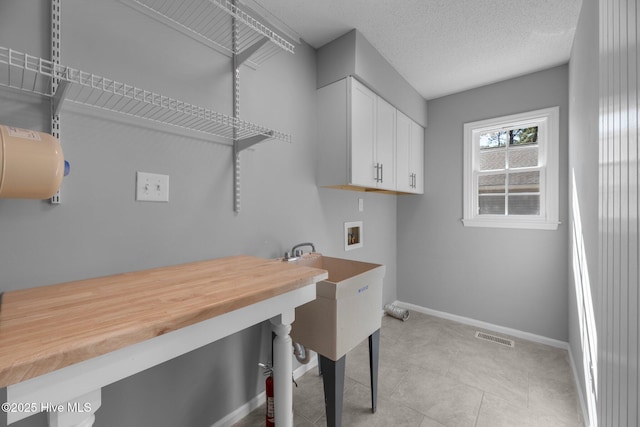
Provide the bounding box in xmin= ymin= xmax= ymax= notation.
xmin=0 ymin=46 xmax=291 ymax=143
xmin=130 ymin=0 xmax=294 ymax=66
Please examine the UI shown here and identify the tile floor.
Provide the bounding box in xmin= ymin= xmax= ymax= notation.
xmin=233 ymin=311 xmax=584 ymax=427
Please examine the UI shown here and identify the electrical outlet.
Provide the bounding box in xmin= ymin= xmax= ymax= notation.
xmin=136 ymin=172 xmax=169 ymax=202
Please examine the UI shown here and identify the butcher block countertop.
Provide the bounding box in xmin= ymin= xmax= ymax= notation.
xmin=0 ymin=255 xmax=328 ymax=388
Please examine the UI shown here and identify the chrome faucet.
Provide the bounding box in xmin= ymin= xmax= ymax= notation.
xmin=284 ymin=242 xmax=316 ymax=261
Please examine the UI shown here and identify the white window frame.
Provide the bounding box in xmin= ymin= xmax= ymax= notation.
xmin=462 ymin=106 xmax=560 ymax=230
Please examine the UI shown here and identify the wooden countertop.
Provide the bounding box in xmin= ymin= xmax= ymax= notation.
xmin=0 ymin=255 xmax=327 ymax=388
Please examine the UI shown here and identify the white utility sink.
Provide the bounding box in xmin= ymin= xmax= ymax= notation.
xmin=289 ymin=253 xmax=385 ymax=361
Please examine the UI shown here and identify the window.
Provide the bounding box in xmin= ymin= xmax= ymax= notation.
xmin=463 ymin=107 xmax=560 ymax=230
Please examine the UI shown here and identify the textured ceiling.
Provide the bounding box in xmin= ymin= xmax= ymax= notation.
xmin=246 ymin=0 xmax=583 ymax=100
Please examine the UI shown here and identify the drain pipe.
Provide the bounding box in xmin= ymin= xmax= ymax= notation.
xmin=384 ymin=303 xmax=410 ymax=321
xmin=293 ymin=342 xmax=312 ymax=364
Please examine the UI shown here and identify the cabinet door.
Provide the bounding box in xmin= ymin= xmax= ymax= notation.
xmin=410 ymin=120 xmax=425 ymax=194
xmin=349 ymin=79 xmax=377 ymax=188
xmin=396 ymin=110 xmax=412 ymax=192
xmin=376 ymin=97 xmax=396 ymax=190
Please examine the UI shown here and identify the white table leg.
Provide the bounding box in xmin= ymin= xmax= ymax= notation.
xmin=47 ymin=389 xmax=101 ymax=427
xmin=270 ymin=311 xmax=294 ymax=427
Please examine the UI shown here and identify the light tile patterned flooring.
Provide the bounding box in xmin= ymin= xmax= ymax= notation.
xmin=234 ymin=311 xmax=584 ymax=427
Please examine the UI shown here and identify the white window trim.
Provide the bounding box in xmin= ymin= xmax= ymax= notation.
xmin=462 ymin=107 xmax=560 ymax=230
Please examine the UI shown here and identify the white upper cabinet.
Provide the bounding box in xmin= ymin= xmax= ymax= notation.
xmin=396 ymin=110 xmax=425 ymax=194
xmin=374 ymin=95 xmax=396 ymax=191
xmin=410 ymin=120 xmax=425 ymax=194
xmin=349 ymin=78 xmax=396 ymax=190
xmin=396 ymin=111 xmax=412 ymax=192
xmin=350 ymin=79 xmax=378 ymax=188
xmin=318 ymin=76 xmax=420 ymax=193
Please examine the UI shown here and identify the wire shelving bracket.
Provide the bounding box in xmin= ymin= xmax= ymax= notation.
xmin=127 ymin=0 xmax=294 ymax=67
xmin=125 ymin=0 xmax=296 ymax=213
xmin=50 ymin=0 xmax=62 ymax=204
xmin=0 ymin=47 xmax=291 ymax=145
xmin=1 ymin=0 xmax=295 ymax=212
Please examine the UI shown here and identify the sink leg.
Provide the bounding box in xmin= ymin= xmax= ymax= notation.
xmin=319 ymin=354 xmax=345 ymax=427
xmin=369 ymin=329 xmax=380 ymax=413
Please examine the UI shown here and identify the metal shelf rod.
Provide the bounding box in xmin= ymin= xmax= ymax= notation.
xmin=0 ymin=46 xmax=291 ymax=144
xmin=128 ymin=0 xmax=294 ymax=66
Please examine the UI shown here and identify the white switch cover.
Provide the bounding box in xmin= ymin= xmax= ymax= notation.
xmin=358 ymin=198 xmax=364 ymax=212
xmin=136 ymin=172 xmax=169 ymax=202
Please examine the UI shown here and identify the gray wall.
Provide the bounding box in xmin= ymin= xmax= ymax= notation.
xmin=316 ymin=29 xmax=427 ymax=127
xmin=567 ymin=0 xmax=599 ymax=424
xmin=0 ymin=1 xmax=397 ymax=426
xmin=397 ymin=65 xmax=570 ymax=341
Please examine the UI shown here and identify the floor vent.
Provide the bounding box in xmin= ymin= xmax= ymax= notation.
xmin=475 ymin=331 xmax=515 ymax=348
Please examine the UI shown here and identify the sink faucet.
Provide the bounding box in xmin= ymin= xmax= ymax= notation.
xmin=291 ymin=242 xmax=315 ymax=256
xmin=284 ymin=242 xmax=316 ymax=260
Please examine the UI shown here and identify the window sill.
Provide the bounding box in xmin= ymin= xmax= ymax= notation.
xmin=462 ymin=218 xmax=560 ymax=230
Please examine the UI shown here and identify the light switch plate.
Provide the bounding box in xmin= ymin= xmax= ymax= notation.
xmin=136 ymin=172 xmax=169 ymax=202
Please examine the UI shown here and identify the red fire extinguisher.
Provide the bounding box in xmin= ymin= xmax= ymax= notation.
xmin=260 ymin=363 xmax=275 ymax=427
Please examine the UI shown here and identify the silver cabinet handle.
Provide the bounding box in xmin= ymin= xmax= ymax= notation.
xmin=380 ymin=163 xmax=384 ymax=183
xmin=374 ymin=163 xmax=380 ymax=182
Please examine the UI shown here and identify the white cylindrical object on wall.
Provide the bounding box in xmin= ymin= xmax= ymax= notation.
xmin=0 ymin=125 xmax=64 ymax=199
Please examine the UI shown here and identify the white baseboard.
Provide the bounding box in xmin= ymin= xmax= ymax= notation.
xmin=293 ymin=354 xmax=319 ymax=379
xmin=392 ymin=302 xmax=589 ymax=427
xmin=392 ymin=300 xmax=569 ymax=349
xmin=211 ymin=391 xmax=266 ymax=427
xmin=394 ymin=300 xmax=589 ymax=425
xmin=214 ymin=303 xmax=578 ymax=427
xmin=211 ymin=355 xmax=319 ymax=427
xmin=567 ymin=346 xmax=590 ymax=427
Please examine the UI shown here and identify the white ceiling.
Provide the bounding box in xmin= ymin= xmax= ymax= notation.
xmin=247 ymin=0 xmax=583 ymax=100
